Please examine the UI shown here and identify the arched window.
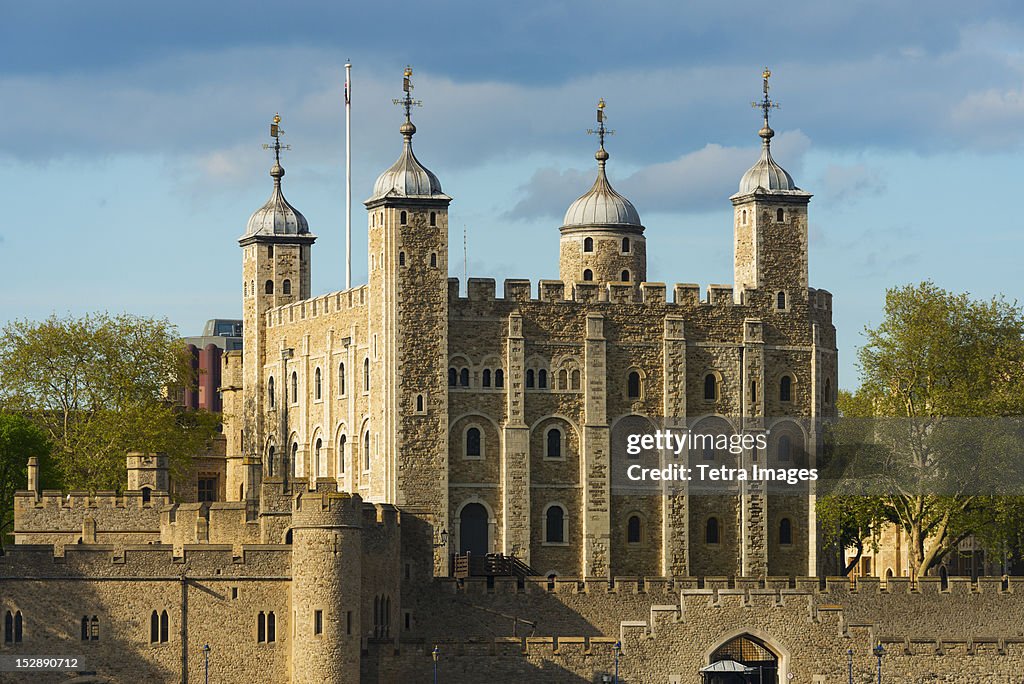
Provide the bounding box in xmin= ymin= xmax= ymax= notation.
xmin=545 ymin=505 xmax=565 ymax=543
xmin=364 ymin=432 xmax=371 ymax=470
xmin=779 ymin=518 xmax=793 ymax=545
xmin=268 ymin=376 xmax=275 ymax=408
xmin=282 ymin=279 xmax=291 ymax=295
xmin=430 ymin=252 xmax=437 ymax=267
xmin=546 ymin=428 xmax=562 ymax=459
xmin=777 ymin=291 xmax=786 ymax=309
xmin=160 ymin=610 xmax=169 ymax=643
xmin=780 ymin=375 xmax=792 ymax=402
xmin=495 ymin=369 xmax=504 ymax=388
xmin=363 ymin=358 xmax=370 ymax=391
xmin=526 ymin=369 xmax=535 ymax=388
xmin=430 ymin=211 xmax=437 ymax=226
xmin=314 ymin=368 xmax=322 ymax=400
xmin=292 ymin=442 xmax=301 ymax=477
xmin=627 ymin=515 xmax=642 ymax=544
xmin=290 ymin=372 xmax=298 ymax=404
xmin=705 ymin=517 xmax=720 ymax=545
xmin=750 ymin=380 xmax=757 ymax=403
xmin=703 ymin=373 xmax=717 ymax=401
xmin=264 ymin=280 xmax=274 ymax=295
xmin=465 ymin=427 xmax=482 ymax=458
xmin=141 ymin=486 xmax=152 ymax=504
xmin=583 ymin=237 xmax=594 ymax=252
xmin=267 ymin=445 xmax=275 ymax=477
xmin=621 ymin=270 xmax=630 ymax=282
xmin=538 ymin=369 xmax=548 ymax=389
xmin=448 ymin=367 xmax=457 ymax=387
xmin=416 ymin=394 xmax=424 ymax=412
xmin=150 ymin=610 xmax=159 ymax=643
xmin=776 ymin=208 xmax=784 ymax=222
xmin=257 ymin=611 xmax=266 ymax=642
xmin=267 ymin=611 xmax=276 ymax=642
xmin=3 ymin=611 xmax=12 ymax=643
xmin=778 ymin=435 xmax=792 ymax=461
xmin=558 ymin=369 xmax=568 ymax=390
xmin=459 ymin=368 xmax=470 ymax=387
xmin=824 ymin=378 xmax=833 ymax=405
xmin=399 ymin=251 xmax=405 ymax=266
xmin=400 ymin=210 xmax=407 ymax=225
xmin=571 ymin=370 xmax=581 ymax=390
xmin=339 ymin=362 xmax=346 ymax=395
xmin=338 ymin=435 xmax=347 ymax=474
xmin=627 ymin=371 xmax=642 ymax=399
xmin=483 ymin=369 xmax=492 ymax=387
xmin=582 ymin=269 xmax=593 ymax=281
xmin=621 ymin=237 xmax=630 ymax=253
xmin=741 ymin=209 xmax=747 ymax=224
xmin=89 ymin=615 xmax=99 ymax=641
xmin=80 ymin=616 xmax=89 ymax=641
xmin=315 ymin=438 xmax=324 ymax=477
xmin=268 ymin=245 xmax=274 ymax=257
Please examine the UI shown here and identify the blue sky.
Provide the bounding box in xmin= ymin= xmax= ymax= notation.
xmin=2 ymin=1 xmax=1024 ymax=389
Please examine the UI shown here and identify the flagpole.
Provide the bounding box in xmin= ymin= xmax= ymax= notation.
xmin=345 ymin=61 xmax=352 ymax=290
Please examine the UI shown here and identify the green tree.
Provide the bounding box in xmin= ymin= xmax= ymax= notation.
xmin=0 ymin=313 xmax=220 ymax=491
xmin=0 ymin=413 xmax=50 ymax=546
xmin=826 ymin=282 xmax=1024 ymax=578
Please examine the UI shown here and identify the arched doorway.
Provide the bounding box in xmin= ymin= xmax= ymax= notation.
xmin=459 ymin=503 xmax=489 ymax=556
xmin=702 ymin=634 xmax=779 ymax=683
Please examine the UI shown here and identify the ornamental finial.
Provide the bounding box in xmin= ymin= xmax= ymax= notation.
xmin=586 ymin=98 xmax=615 ymax=166
xmin=393 ymin=65 xmax=422 ymax=141
xmin=262 ymin=112 xmax=291 ymax=180
xmin=751 ymin=67 xmax=780 ymax=144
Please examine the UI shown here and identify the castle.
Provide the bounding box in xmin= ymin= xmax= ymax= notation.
xmin=4 ymin=69 xmax=1024 ymax=684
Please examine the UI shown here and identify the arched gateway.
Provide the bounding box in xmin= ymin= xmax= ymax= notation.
xmin=701 ymin=633 xmax=780 ymax=683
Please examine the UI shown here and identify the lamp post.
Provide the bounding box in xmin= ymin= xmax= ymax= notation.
xmin=873 ymin=643 xmax=885 ymax=684
xmin=847 ymin=647 xmax=853 ymax=684
xmin=613 ymin=640 xmax=621 ymax=684
xmin=434 ymin=529 xmax=448 ymax=547
xmin=432 ymin=644 xmax=439 ymax=684
xmin=203 ymin=643 xmax=210 ymax=684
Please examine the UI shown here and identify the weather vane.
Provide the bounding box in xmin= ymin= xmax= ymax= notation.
xmin=392 ymin=65 xmax=422 ymax=120
xmin=586 ymin=98 xmax=615 ymax=149
xmin=751 ymin=67 xmax=780 ymax=130
xmin=262 ymin=113 xmax=291 ymax=164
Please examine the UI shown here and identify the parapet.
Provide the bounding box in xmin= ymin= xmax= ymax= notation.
xmin=291 ymin=486 xmax=364 ymax=527
xmin=266 ymin=285 xmax=368 ymax=328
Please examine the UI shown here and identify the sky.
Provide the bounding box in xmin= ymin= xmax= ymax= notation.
xmin=2 ymin=1 xmax=1024 ymax=389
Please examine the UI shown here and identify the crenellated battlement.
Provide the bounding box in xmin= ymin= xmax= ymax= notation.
xmin=265 ymin=284 xmax=368 ymax=329
xmin=14 ymin=488 xmax=172 ymax=512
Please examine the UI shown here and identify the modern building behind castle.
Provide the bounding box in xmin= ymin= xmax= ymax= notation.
xmin=6 ymin=70 xmax=1023 ymax=684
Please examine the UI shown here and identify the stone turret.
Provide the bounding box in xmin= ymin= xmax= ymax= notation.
xmin=126 ymin=452 xmax=169 ymax=493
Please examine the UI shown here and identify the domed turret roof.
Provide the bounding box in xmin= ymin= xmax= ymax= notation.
xmin=562 ymin=147 xmax=642 ymax=229
xmin=369 ymin=121 xmax=445 ymax=201
xmin=738 ymin=137 xmax=797 ymax=194
xmin=244 ymin=161 xmax=310 ymax=237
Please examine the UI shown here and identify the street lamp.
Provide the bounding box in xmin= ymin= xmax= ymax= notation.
xmin=203 ymin=644 xmax=210 ymax=684
xmin=432 ymin=644 xmax=440 ymax=684
xmin=873 ymin=643 xmax=885 ymax=684
xmin=847 ymin=647 xmax=853 ymax=684
xmin=434 ymin=528 xmax=448 ymax=547
xmin=613 ymin=640 xmax=621 ymax=684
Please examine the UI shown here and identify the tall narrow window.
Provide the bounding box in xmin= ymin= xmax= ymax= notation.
xmin=824 ymin=378 xmax=833 ymax=405
xmin=780 ymin=375 xmax=792 ymax=402
xmin=363 ymin=358 xmax=370 ymax=391
xmin=538 ymin=369 xmax=548 ymax=389
xmin=160 ymin=611 xmax=168 ymax=643
xmin=257 ymin=612 xmax=266 ymax=642
xmin=571 ymin=369 xmax=580 ymax=390
xmin=558 ymin=369 xmax=568 ymax=390
xmin=776 ymin=208 xmax=784 ymax=222
xmin=268 ymin=245 xmax=274 ymax=257
xmin=705 ymin=517 xmax=720 ymax=544
xmin=267 ymin=612 xmax=276 ymax=642
xmin=777 ymin=291 xmax=786 ymax=309
xmin=314 ymin=368 xmax=322 ymax=400
xmin=400 ymin=210 xmax=407 ymax=225
xmin=546 ymin=428 xmax=562 ymax=459
xmin=150 ymin=611 xmax=159 ymax=643
xmin=364 ymin=432 xmax=371 ymax=470
xmin=526 ymin=369 xmax=535 ymax=388
xmin=627 ymin=515 xmax=642 ymax=544
xmin=703 ymin=374 xmax=717 ymax=401
xmin=291 ymin=372 xmax=298 ymax=404
xmin=582 ymin=269 xmax=593 ymax=281
xmin=545 ymin=505 xmax=565 ymax=543
xmin=282 ymin=279 xmax=291 ymax=295
xmin=583 ymin=237 xmax=594 ymax=252
xmin=338 ymin=435 xmax=347 ymax=475
xmin=292 ymin=442 xmax=300 ymax=477
xmin=621 ymin=270 xmax=630 ymax=282
xmin=314 ymin=610 xmax=323 ymax=636
xmin=268 ymin=376 xmax=275 ymax=408
xmin=430 ymin=211 xmax=437 ymax=226
xmin=430 ymin=252 xmax=437 ymax=267
xmin=448 ymin=368 xmax=457 ymax=387
xmin=80 ymin=616 xmax=89 ymax=641
xmin=459 ymin=368 xmax=469 ymax=387
xmin=495 ymin=369 xmax=504 ymax=388
xmin=627 ymin=371 xmax=641 ymax=399
xmin=89 ymin=615 xmax=99 ymax=641
xmin=315 ymin=438 xmax=324 ymax=478
xmin=267 ymin=446 xmax=275 ymax=477
xmin=4 ymin=611 xmax=12 ymax=643
xmin=264 ymin=280 xmax=274 ymax=294
xmin=13 ymin=612 xmax=21 ymax=643
xmin=622 ymin=237 xmax=630 ymax=253
xmin=416 ymin=394 xmax=424 ymax=412
xmin=465 ymin=427 xmax=482 ymax=458
xmin=399 ymin=251 xmax=405 ymax=266
xmin=779 ymin=518 xmax=793 ymax=545
xmin=482 ymin=369 xmax=491 ymax=388
xmin=339 ymin=362 xmax=346 ymax=395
